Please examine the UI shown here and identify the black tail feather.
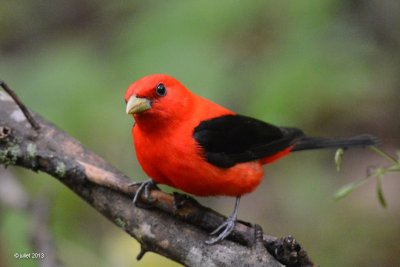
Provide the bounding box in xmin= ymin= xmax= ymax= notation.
xmin=292 ymin=134 xmax=379 ymax=152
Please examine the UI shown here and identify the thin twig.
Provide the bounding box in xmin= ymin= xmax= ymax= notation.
xmin=0 ymin=80 xmax=41 ymax=130
xmin=369 ymin=146 xmax=398 ymax=165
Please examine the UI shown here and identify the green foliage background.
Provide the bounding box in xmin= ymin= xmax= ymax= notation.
xmin=1 ymin=1 xmax=399 ymax=266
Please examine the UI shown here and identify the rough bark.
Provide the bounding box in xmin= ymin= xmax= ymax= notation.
xmin=0 ymin=88 xmax=315 ymax=267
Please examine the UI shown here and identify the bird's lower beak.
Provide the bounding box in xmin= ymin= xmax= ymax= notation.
xmin=126 ymin=95 xmax=152 ymax=115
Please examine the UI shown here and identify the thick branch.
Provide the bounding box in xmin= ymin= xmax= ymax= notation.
xmin=0 ymin=90 xmax=315 ymax=267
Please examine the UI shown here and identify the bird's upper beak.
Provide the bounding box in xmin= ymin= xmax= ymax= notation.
xmin=126 ymin=95 xmax=152 ymax=115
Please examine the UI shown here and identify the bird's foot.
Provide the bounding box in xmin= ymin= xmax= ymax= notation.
xmin=131 ymin=179 xmax=158 ymax=208
xmin=205 ymin=197 xmax=240 ymax=245
xmin=205 ymin=214 xmax=237 ymax=245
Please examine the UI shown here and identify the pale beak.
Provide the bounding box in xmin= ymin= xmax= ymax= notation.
xmin=126 ymin=95 xmax=152 ymax=115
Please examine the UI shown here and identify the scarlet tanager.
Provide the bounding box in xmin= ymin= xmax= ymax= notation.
xmin=125 ymin=74 xmax=377 ymax=244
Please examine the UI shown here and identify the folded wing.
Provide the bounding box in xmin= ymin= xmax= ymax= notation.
xmin=193 ymin=114 xmax=304 ymax=168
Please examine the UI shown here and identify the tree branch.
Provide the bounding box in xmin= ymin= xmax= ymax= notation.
xmin=0 ymin=89 xmax=315 ymax=267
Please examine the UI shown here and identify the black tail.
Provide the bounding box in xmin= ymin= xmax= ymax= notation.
xmin=292 ymin=134 xmax=379 ymax=152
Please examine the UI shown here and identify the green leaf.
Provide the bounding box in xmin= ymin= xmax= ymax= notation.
xmin=334 ymin=178 xmax=369 ymax=200
xmin=376 ymin=176 xmax=387 ymax=208
xmin=334 ymin=148 xmax=344 ymax=172
xmin=334 ymin=184 xmax=355 ymax=199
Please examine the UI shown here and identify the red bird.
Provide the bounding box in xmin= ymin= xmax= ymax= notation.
xmin=125 ymin=74 xmax=377 ymax=244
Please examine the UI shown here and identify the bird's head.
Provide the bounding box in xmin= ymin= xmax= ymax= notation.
xmin=125 ymin=74 xmax=193 ymax=124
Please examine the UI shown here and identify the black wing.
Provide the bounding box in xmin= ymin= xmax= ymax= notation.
xmin=193 ymin=114 xmax=304 ymax=168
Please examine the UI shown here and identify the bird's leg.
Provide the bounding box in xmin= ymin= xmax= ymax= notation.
xmin=205 ymin=197 xmax=241 ymax=245
xmin=131 ymin=179 xmax=159 ymax=207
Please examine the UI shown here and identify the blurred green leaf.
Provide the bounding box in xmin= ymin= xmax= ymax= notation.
xmin=334 ymin=148 xmax=344 ymax=172
xmin=336 ymin=147 xmax=399 ymax=207
xmin=334 ymin=177 xmax=369 ymax=200
xmin=376 ymin=176 xmax=387 ymax=208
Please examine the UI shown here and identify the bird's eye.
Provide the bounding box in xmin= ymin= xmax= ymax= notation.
xmin=155 ymin=83 xmax=167 ymax=96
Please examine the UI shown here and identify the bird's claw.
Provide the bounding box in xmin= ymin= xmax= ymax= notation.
xmin=205 ymin=215 xmax=236 ymax=245
xmin=205 ymin=197 xmax=240 ymax=245
xmin=132 ymin=180 xmax=158 ymax=208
